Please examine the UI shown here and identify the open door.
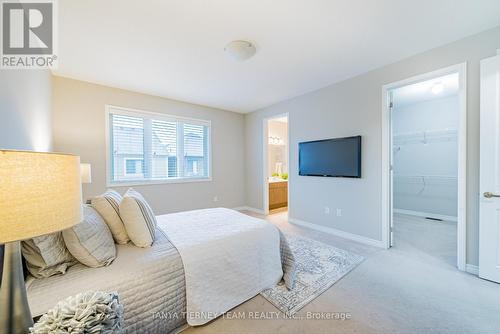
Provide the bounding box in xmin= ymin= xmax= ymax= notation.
xmin=479 ymin=54 xmax=500 ymax=283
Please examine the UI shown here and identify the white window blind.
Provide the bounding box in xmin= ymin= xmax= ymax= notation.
xmin=107 ymin=106 xmax=210 ymax=184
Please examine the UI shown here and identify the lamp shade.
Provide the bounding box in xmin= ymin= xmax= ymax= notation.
xmin=0 ymin=150 xmax=83 ymax=243
xmin=80 ymin=163 xmax=92 ymax=183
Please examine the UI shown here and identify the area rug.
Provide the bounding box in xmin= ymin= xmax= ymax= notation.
xmin=260 ymin=233 xmax=364 ymax=315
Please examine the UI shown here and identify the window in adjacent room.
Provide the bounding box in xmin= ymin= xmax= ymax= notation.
xmin=107 ymin=106 xmax=211 ymax=185
xmin=124 ymin=158 xmax=144 ymax=177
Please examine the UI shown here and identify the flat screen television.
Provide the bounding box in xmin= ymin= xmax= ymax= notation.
xmin=299 ymin=135 xmax=361 ymax=178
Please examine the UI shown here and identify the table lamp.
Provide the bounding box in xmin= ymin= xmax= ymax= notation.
xmin=0 ymin=150 xmax=83 ymax=334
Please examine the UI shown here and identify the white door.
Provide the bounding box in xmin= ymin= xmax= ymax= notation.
xmin=479 ymin=54 xmax=500 ymax=283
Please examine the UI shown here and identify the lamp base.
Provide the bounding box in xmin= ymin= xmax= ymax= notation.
xmin=0 ymin=241 xmax=34 ymax=334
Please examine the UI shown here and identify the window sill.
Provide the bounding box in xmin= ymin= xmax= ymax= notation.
xmin=107 ymin=177 xmax=212 ymax=188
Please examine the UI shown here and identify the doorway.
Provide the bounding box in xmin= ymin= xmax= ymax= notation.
xmin=382 ymin=64 xmax=467 ymax=271
xmin=263 ymin=114 xmax=289 ymax=215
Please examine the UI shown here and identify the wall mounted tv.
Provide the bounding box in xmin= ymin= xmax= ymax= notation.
xmin=299 ymin=135 xmax=361 ymax=178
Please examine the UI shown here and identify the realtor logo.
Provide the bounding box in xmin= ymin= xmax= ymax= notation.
xmin=1 ymin=0 xmax=57 ymax=69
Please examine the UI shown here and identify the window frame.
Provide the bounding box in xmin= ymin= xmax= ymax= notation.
xmin=105 ymin=105 xmax=212 ymax=187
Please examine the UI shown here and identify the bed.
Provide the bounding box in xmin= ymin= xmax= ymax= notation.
xmin=26 ymin=208 xmax=290 ymax=333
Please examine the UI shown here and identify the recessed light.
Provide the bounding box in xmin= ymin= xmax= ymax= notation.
xmin=431 ymin=83 xmax=444 ymax=95
xmin=224 ymin=40 xmax=256 ymax=62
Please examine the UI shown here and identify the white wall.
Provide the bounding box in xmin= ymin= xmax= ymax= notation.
xmin=0 ymin=70 xmax=52 ymax=151
xmin=268 ymin=120 xmax=288 ymax=177
xmin=393 ymin=96 xmax=459 ymax=218
xmin=52 ymin=76 xmax=246 ymax=214
xmin=245 ymin=26 xmax=500 ymax=266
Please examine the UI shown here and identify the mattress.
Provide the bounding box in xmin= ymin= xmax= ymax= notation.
xmin=26 ymin=228 xmax=187 ymax=334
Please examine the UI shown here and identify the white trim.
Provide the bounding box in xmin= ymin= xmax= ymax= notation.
xmin=262 ymin=113 xmax=289 ymax=215
xmin=381 ymin=63 xmax=468 ymax=271
xmin=381 ymin=87 xmax=391 ymax=249
xmin=394 ymin=209 xmax=457 ymax=223
xmin=106 ymin=104 xmax=211 ymax=126
xmin=289 ymin=218 xmax=385 ymax=248
xmin=457 ymin=63 xmax=468 ymax=272
xmin=233 ymin=206 xmax=266 ymax=215
xmin=466 ymin=264 xmax=479 ymax=276
xmin=262 ymin=119 xmax=269 ymax=215
xmin=104 ymin=104 xmax=212 ymax=187
xmin=108 ymin=177 xmax=212 ymax=188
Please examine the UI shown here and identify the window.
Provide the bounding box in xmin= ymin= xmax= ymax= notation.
xmin=124 ymin=158 xmax=144 ymax=177
xmin=107 ymin=106 xmax=211 ymax=185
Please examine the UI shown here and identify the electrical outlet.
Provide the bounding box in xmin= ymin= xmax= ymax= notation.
xmin=324 ymin=206 xmax=330 ymax=214
xmin=213 ymin=196 xmax=218 ymax=202
xmin=336 ymin=209 xmax=342 ymax=217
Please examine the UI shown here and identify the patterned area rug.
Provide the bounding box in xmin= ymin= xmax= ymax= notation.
xmin=260 ymin=233 xmax=364 ymax=315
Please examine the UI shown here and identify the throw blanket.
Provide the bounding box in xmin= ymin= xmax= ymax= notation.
xmin=157 ymin=208 xmax=295 ymax=326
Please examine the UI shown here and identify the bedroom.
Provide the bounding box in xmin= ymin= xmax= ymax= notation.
xmin=1 ymin=1 xmax=500 ymax=333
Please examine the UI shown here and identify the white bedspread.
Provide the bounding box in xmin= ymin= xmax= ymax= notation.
xmin=157 ymin=208 xmax=283 ymax=326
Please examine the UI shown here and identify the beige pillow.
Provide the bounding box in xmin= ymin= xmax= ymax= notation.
xmin=63 ymin=206 xmax=116 ymax=268
xmin=22 ymin=233 xmax=76 ymax=278
xmin=91 ymin=189 xmax=129 ymax=244
xmin=119 ymin=188 xmax=157 ymax=248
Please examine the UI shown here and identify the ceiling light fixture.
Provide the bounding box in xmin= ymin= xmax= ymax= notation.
xmin=224 ymin=40 xmax=256 ymax=62
xmin=431 ymin=82 xmax=444 ymax=95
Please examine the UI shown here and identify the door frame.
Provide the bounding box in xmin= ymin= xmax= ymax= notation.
xmin=381 ymin=63 xmax=467 ymax=271
xmin=263 ymin=113 xmax=289 ymax=215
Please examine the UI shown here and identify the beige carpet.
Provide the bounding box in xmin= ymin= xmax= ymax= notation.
xmin=182 ymin=211 xmax=500 ymax=334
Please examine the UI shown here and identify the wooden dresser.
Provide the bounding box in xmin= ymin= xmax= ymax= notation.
xmin=269 ymin=181 xmax=288 ymax=209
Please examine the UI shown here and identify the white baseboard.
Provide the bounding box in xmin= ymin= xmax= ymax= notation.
xmin=394 ymin=209 xmax=457 ymax=222
xmin=233 ymin=206 xmax=266 ymax=215
xmin=288 ymin=217 xmax=385 ymax=248
xmin=465 ymin=264 xmax=479 ymax=276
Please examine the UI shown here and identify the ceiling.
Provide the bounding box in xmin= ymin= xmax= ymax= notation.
xmin=55 ymin=1 xmax=500 ymax=113
xmin=392 ymin=73 xmax=459 ymax=108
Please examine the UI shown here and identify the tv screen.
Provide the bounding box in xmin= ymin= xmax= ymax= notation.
xmin=299 ymin=136 xmax=361 ymax=178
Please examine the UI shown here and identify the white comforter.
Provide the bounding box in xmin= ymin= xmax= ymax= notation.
xmin=157 ymin=208 xmax=283 ymax=326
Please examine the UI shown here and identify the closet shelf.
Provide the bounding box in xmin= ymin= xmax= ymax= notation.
xmin=393 ymin=129 xmax=457 ymax=145
xmin=394 ymin=175 xmax=457 ymax=186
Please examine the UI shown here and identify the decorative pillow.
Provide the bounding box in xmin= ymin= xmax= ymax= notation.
xmin=22 ymin=233 xmax=76 ymax=279
xmin=119 ymin=188 xmax=157 ymax=248
xmin=63 ymin=206 xmax=116 ymax=268
xmin=30 ymin=291 xmax=124 ymax=334
xmin=91 ymin=189 xmax=130 ymax=244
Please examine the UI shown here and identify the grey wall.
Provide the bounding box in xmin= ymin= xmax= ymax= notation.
xmin=393 ymin=96 xmax=458 ymax=218
xmin=245 ymin=26 xmax=500 ymax=266
xmin=52 ymin=76 xmax=246 ymax=214
xmin=0 ymin=70 xmax=52 ymax=151
xmin=0 ymin=69 xmax=52 ymax=285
